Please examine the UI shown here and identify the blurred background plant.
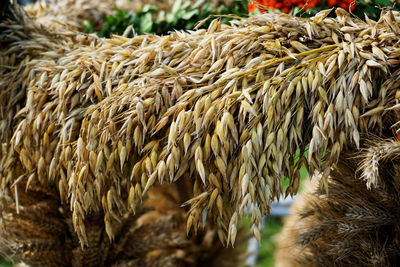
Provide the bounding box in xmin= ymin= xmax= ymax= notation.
xmin=249 ymin=0 xmax=399 ymax=20
xmin=81 ymin=0 xmax=400 ymax=38
xmin=83 ymin=0 xmax=249 ymax=37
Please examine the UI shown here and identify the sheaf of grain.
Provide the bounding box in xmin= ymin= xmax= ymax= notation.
xmin=2 ymin=0 xmax=400 ymax=260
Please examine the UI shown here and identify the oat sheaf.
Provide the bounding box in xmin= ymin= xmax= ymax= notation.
xmin=1 ymin=1 xmax=400 ymax=252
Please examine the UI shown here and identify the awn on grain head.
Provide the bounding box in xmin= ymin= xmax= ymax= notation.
xmin=276 ymin=139 xmax=400 ymax=266
xmin=1 ymin=0 xmax=400 ymax=253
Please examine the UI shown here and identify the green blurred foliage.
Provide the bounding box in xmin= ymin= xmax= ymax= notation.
xmin=84 ymin=0 xmax=249 ymax=37
xmin=255 ymin=217 xmax=283 ymax=267
xmin=352 ymin=0 xmax=399 ymax=20
xmin=0 ymin=259 xmax=13 ymax=267
xmin=293 ymin=0 xmax=400 ymax=20
xmin=83 ymin=0 xmax=400 ymax=38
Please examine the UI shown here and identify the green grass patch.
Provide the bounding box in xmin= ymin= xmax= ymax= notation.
xmin=255 ymin=217 xmax=283 ymax=267
xmin=0 ymin=259 xmax=12 ymax=267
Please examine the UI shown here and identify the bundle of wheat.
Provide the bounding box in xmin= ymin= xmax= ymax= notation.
xmin=1 ymin=179 xmax=245 ymax=266
xmin=2 ymin=0 xmax=400 ymax=264
xmin=275 ymin=137 xmax=400 ymax=266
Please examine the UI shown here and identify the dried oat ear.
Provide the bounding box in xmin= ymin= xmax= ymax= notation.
xmin=358 ymin=138 xmax=400 ymax=189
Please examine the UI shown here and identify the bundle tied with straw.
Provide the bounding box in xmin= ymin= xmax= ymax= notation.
xmin=1 ymin=0 xmax=400 ymax=265
xmin=276 ymin=138 xmax=400 ymax=266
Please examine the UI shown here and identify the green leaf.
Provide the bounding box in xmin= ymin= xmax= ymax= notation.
xmin=185 ymin=21 xmax=196 ymax=30
xmin=166 ymin=13 xmax=176 ymax=24
xmin=156 ymin=10 xmax=166 ymax=23
xmin=83 ymin=20 xmax=94 ymax=33
xmin=374 ymin=0 xmax=394 ymax=6
xmin=216 ymin=5 xmax=229 ymax=14
xmin=141 ymin=4 xmax=158 ymax=13
xmin=293 ymin=6 xmax=303 ymax=16
xmin=140 ymin=12 xmax=153 ymax=34
xmin=193 ymin=0 xmax=204 ymax=9
xmin=357 ymin=0 xmax=368 ymax=5
xmin=172 ymin=0 xmax=182 ymax=14
xmin=181 ymin=9 xmax=199 ymax=20
xmin=181 ymin=1 xmax=191 ymax=10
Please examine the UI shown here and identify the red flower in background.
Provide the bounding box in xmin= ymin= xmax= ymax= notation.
xmin=248 ymin=2 xmax=257 ymax=12
xmin=248 ymin=0 xmax=356 ymax=13
xmin=327 ymin=0 xmax=356 ymax=11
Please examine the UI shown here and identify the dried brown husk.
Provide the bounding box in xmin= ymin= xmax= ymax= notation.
xmin=1 ymin=0 xmax=400 ymax=252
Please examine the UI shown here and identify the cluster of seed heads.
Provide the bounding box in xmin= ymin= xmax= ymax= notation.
xmin=1 ymin=4 xmax=400 ymax=247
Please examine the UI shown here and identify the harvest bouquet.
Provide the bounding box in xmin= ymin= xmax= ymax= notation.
xmin=1 ymin=0 xmax=400 ymax=266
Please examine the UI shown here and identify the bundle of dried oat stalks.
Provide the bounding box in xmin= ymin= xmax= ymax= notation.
xmin=1 ymin=0 xmax=400 ymax=265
